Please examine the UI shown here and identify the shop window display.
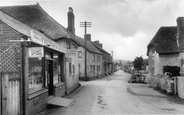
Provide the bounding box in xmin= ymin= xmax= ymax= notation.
xmin=29 ymin=58 xmax=43 ymax=93
xmin=53 ymin=54 xmax=60 ymax=84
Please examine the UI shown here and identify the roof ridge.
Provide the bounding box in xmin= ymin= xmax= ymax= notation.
xmin=160 ymin=26 xmax=177 ymax=28
xmin=37 ymin=4 xmax=72 ymax=38
xmin=0 ymin=3 xmax=38 ymax=8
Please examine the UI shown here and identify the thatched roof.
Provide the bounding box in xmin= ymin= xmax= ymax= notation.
xmin=147 ymin=26 xmax=179 ymax=55
xmin=0 ymin=4 xmax=72 ymax=40
xmin=74 ymin=36 xmax=102 ymax=54
xmin=0 ymin=10 xmax=67 ymax=53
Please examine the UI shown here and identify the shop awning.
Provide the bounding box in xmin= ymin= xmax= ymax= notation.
xmin=47 ymin=97 xmax=74 ymax=107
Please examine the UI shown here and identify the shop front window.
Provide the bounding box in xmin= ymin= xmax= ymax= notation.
xmin=29 ymin=58 xmax=43 ymax=93
xmin=53 ymin=54 xmax=59 ymax=84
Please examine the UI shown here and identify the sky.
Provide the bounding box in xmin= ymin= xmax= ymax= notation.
xmin=1 ymin=0 xmax=184 ymax=61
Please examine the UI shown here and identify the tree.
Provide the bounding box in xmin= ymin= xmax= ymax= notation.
xmin=133 ymin=56 xmax=143 ymax=73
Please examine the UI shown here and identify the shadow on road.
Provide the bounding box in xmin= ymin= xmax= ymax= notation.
xmin=127 ymin=87 xmax=184 ymax=105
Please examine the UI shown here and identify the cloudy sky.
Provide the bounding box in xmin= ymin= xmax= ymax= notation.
xmin=1 ymin=0 xmax=184 ymax=61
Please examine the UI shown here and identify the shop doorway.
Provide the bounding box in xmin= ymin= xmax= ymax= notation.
xmin=45 ymin=60 xmax=54 ymax=96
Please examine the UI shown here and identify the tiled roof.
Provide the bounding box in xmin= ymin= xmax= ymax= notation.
xmin=0 ymin=4 xmax=73 ymax=40
xmin=74 ymin=36 xmax=102 ymax=54
xmin=147 ymin=26 xmax=179 ymax=55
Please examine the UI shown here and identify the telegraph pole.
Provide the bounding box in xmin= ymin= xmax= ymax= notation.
xmin=80 ymin=21 xmax=91 ymax=80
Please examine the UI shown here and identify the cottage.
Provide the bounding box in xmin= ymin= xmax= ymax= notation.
xmin=141 ymin=59 xmax=148 ymax=73
xmin=66 ymin=7 xmax=103 ymax=80
xmin=74 ymin=35 xmax=103 ymax=80
xmin=0 ymin=4 xmax=79 ymax=115
xmin=92 ymin=40 xmax=111 ymax=76
xmin=147 ymin=26 xmax=180 ymax=76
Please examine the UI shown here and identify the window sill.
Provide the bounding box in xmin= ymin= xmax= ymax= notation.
xmin=54 ymin=82 xmax=65 ymax=87
xmin=28 ymin=89 xmax=48 ymax=99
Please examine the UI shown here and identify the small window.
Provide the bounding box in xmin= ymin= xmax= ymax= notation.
xmin=93 ymin=55 xmax=95 ymax=62
xmin=67 ymin=42 xmax=71 ymax=49
xmin=99 ymin=65 xmax=100 ymax=71
xmin=69 ymin=62 xmax=72 ymax=74
xmin=93 ymin=65 xmax=95 ymax=74
xmin=78 ymin=51 xmax=82 ymax=58
xmin=90 ymin=65 xmax=92 ymax=73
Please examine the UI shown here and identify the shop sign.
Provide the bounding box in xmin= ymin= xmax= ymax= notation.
xmin=29 ymin=47 xmax=44 ymax=58
xmin=65 ymin=57 xmax=72 ymax=62
xmin=67 ymin=49 xmax=76 ymax=56
xmin=31 ymin=30 xmax=67 ymax=53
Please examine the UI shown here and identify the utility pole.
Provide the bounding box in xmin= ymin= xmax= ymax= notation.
xmin=80 ymin=21 xmax=91 ymax=80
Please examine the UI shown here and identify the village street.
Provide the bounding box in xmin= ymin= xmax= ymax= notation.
xmin=42 ymin=70 xmax=184 ymax=115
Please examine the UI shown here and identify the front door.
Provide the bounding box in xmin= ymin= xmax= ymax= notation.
xmin=45 ymin=60 xmax=54 ymax=96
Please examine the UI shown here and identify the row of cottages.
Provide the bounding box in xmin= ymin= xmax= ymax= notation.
xmin=66 ymin=7 xmax=111 ymax=80
xmin=92 ymin=40 xmax=112 ymax=76
xmin=0 ymin=4 xmax=112 ymax=115
xmin=147 ymin=17 xmax=184 ymax=98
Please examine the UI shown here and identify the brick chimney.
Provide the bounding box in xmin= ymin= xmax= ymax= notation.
xmin=177 ymin=17 xmax=184 ymax=51
xmin=85 ymin=34 xmax=91 ymax=41
xmin=93 ymin=40 xmax=103 ymax=48
xmin=67 ymin=7 xmax=75 ymax=35
xmin=93 ymin=40 xmax=99 ymax=44
xmin=99 ymin=43 xmax=103 ymax=48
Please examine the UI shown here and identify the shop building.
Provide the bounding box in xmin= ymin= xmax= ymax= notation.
xmin=0 ymin=4 xmax=79 ymax=115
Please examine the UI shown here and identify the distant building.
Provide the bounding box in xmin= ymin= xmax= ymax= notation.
xmin=92 ymin=40 xmax=111 ymax=76
xmin=141 ymin=59 xmax=148 ymax=71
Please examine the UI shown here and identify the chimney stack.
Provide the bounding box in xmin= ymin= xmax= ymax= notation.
xmin=67 ymin=7 xmax=75 ymax=35
xmin=93 ymin=40 xmax=100 ymax=45
xmin=85 ymin=34 xmax=91 ymax=41
xmin=93 ymin=40 xmax=103 ymax=48
xmin=99 ymin=43 xmax=103 ymax=48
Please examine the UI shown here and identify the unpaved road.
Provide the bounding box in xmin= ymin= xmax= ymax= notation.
xmin=42 ymin=70 xmax=184 ymax=115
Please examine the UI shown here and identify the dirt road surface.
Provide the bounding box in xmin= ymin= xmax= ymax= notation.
xmin=42 ymin=70 xmax=184 ymax=115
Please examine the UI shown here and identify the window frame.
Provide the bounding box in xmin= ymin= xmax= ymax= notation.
xmin=78 ymin=51 xmax=82 ymax=58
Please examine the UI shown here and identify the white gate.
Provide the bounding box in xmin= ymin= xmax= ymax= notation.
xmin=2 ymin=73 xmax=20 ymax=115
xmin=0 ymin=44 xmax=21 ymax=115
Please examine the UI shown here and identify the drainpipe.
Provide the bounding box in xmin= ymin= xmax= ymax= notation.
xmin=21 ymin=38 xmax=26 ymax=115
xmin=21 ymin=36 xmax=31 ymax=115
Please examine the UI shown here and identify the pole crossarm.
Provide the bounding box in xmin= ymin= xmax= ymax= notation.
xmin=80 ymin=21 xmax=92 ymax=80
xmin=80 ymin=22 xmax=91 ymax=27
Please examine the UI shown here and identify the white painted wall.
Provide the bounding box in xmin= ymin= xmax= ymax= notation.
xmin=57 ymin=40 xmax=79 ymax=92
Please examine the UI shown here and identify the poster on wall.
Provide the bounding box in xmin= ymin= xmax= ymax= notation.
xmin=29 ymin=47 xmax=44 ymax=59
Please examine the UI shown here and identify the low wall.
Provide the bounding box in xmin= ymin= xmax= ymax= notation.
xmin=148 ymin=75 xmax=174 ymax=93
xmin=177 ymin=77 xmax=184 ymax=99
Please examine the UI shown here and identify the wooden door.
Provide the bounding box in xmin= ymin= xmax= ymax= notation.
xmin=45 ymin=60 xmax=54 ymax=96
